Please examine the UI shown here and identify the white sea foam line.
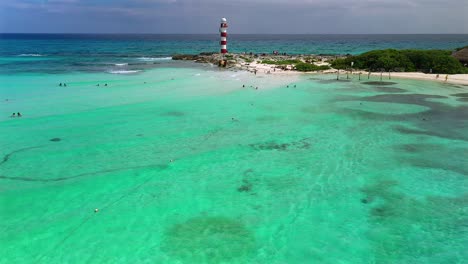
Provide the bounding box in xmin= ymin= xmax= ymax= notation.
xmin=107 ymin=70 xmax=141 ymax=74
xmin=17 ymin=54 xmax=44 ymax=57
xmin=115 ymin=63 xmax=128 ymax=66
xmin=137 ymin=57 xmax=172 ymax=61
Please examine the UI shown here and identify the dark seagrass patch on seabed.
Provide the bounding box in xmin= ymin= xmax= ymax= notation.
xmin=249 ymin=141 xmax=289 ymax=151
xmin=359 ymin=179 xmax=468 ymax=260
xmin=249 ymin=138 xmax=311 ymax=152
xmin=395 ymin=143 xmax=468 ymax=176
xmin=161 ymin=216 xmax=256 ymax=263
xmin=362 ymin=81 xmax=397 ymax=86
xmin=451 ymin=93 xmax=468 ymax=98
xmin=373 ymin=87 xmax=407 ymax=93
xmin=334 ymin=93 xmax=468 ymax=141
xmin=393 ymin=143 xmax=441 ymax=153
xmin=237 ymin=178 xmax=253 ymax=192
xmin=163 ymin=111 xmax=185 ymax=117
xmin=49 ymin=138 xmax=61 ymax=142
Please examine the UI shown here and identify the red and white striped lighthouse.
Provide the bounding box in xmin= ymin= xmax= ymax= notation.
xmin=219 ymin=18 xmax=228 ymax=54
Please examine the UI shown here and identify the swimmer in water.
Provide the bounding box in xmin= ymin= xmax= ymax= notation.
xmin=11 ymin=113 xmax=16 ymax=118
xmin=17 ymin=112 xmax=22 ymax=117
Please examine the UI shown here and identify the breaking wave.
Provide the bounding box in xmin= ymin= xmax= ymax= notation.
xmin=17 ymin=54 xmax=44 ymax=57
xmin=137 ymin=57 xmax=172 ymax=62
xmin=107 ymin=70 xmax=141 ymax=74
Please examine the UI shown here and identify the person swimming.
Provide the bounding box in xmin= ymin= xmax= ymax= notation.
xmin=10 ymin=113 xmax=16 ymax=118
xmin=17 ymin=112 xmax=22 ymax=117
xmin=59 ymin=83 xmax=62 ymax=87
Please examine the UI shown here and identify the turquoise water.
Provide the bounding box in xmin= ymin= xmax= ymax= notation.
xmin=1 ymin=65 xmax=467 ymax=263
xmin=1 ymin=34 xmax=467 ymax=74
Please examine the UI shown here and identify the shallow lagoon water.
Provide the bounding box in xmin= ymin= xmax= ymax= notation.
xmin=0 ymin=66 xmax=467 ymax=263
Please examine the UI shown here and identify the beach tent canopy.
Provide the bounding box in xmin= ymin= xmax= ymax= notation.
xmin=452 ymin=47 xmax=468 ymax=63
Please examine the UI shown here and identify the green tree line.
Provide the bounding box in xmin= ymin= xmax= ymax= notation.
xmin=331 ymin=49 xmax=467 ymax=74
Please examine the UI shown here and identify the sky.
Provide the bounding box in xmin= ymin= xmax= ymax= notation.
xmin=0 ymin=0 xmax=467 ymax=34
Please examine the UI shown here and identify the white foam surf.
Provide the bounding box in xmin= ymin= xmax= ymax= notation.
xmin=107 ymin=70 xmax=141 ymax=74
xmin=137 ymin=57 xmax=172 ymax=62
xmin=17 ymin=54 xmax=44 ymax=57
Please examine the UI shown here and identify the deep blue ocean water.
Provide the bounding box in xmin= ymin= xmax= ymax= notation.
xmin=0 ymin=34 xmax=467 ymax=74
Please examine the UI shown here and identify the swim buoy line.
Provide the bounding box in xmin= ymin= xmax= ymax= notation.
xmin=35 ymin=170 xmax=162 ymax=263
xmin=0 ymin=146 xmax=44 ymax=166
xmin=0 ymin=146 xmax=170 ymax=263
xmin=6 ymin=127 xmax=233 ymax=263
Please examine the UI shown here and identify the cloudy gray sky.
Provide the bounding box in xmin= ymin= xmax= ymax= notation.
xmin=0 ymin=0 xmax=467 ymax=33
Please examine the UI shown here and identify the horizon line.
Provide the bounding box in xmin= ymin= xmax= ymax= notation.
xmin=1 ymin=33 xmax=468 ymax=35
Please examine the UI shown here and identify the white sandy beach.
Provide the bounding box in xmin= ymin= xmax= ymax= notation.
xmin=238 ymin=61 xmax=468 ymax=86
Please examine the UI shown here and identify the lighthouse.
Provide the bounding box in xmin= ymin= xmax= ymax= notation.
xmin=219 ymin=18 xmax=228 ymax=55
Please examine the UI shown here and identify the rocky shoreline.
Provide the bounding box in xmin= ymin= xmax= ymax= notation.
xmin=172 ymin=52 xmax=345 ymax=71
xmin=171 ymin=52 xmax=468 ymax=86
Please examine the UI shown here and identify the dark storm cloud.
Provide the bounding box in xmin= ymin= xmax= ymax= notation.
xmin=0 ymin=0 xmax=467 ymax=33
